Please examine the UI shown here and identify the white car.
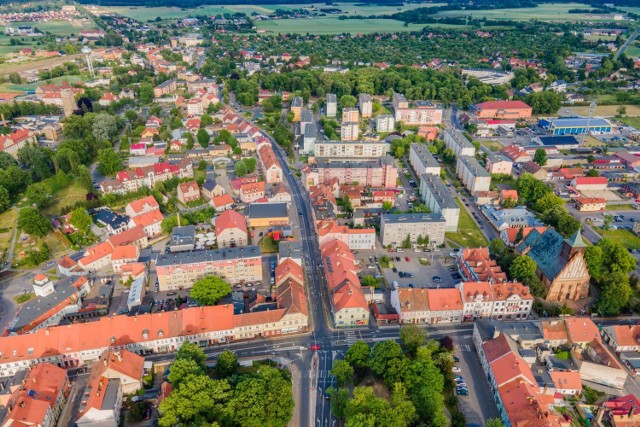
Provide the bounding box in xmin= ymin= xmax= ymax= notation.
xmin=452 ymin=366 xmax=462 ymax=373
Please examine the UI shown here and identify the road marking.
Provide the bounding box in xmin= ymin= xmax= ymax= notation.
xmin=455 ymin=344 xmax=471 ymax=352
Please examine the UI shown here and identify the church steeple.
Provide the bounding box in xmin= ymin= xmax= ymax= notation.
xmin=561 ymin=228 xmax=587 ymax=260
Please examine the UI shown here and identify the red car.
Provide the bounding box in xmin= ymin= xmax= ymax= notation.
xmin=310 ymin=344 xmax=321 ymax=351
xmin=405 ymin=257 xmax=410 ymax=262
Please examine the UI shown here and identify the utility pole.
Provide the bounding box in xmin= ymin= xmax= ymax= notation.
xmin=582 ymin=98 xmax=597 ymax=146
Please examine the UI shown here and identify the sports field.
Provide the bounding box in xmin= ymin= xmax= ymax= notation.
xmin=435 ymin=3 xmax=615 ymax=21
xmin=257 ymin=18 xmax=428 ymax=34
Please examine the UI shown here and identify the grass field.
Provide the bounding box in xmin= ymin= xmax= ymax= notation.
xmin=617 ymin=116 xmax=640 ymax=130
xmin=257 ymin=17 xmax=427 ymax=34
xmin=435 ymin=3 xmax=613 ymax=21
xmin=596 ymin=228 xmax=640 ymax=250
xmin=5 ymin=75 xmax=87 ymax=93
xmin=13 ymin=230 xmax=70 ymax=266
xmin=564 ymin=104 xmax=640 ymax=117
xmin=626 ymin=45 xmax=640 ymax=59
xmin=44 ymin=182 xmax=88 ymax=217
xmin=0 ymin=208 xmax=18 ymax=255
xmin=605 ymin=203 xmax=638 ymax=211
xmin=445 ymin=198 xmax=488 ymax=248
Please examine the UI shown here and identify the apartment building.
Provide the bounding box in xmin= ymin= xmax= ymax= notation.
xmin=419 ymin=174 xmax=459 ymax=232
xmin=457 ymin=281 xmax=533 ymax=321
xmin=310 ymin=157 xmax=398 ymax=188
xmin=316 ymin=219 xmax=376 ymax=250
xmin=326 ymin=93 xmax=337 ymax=117
xmin=574 ymin=197 xmax=606 ymax=212
xmin=258 ymin=144 xmax=283 ymax=184
xmin=314 ymin=140 xmax=390 ymax=158
xmin=177 ymin=180 xmax=201 ymax=204
xmin=375 ymin=114 xmax=395 ymax=133
xmin=239 ymin=181 xmax=265 ymax=203
xmin=290 ymin=97 xmax=303 ymax=122
xmin=155 ymin=246 xmax=262 ymax=290
xmin=485 ymin=151 xmax=513 ymax=175
xmin=456 ymin=155 xmax=491 ymax=194
xmin=380 ymin=213 xmax=446 ymax=247
xmin=392 ymin=93 xmax=443 ymax=125
xmin=342 ymin=108 xmax=360 ymax=123
xmin=340 ymin=122 xmax=359 ymax=141
xmin=443 ymin=128 xmax=476 ymax=156
xmin=471 ymin=100 xmax=532 ymax=119
xmin=154 ymin=79 xmax=177 ymax=98
xmin=359 ymin=94 xmax=372 ymax=118
xmin=409 ymin=143 xmax=441 ymax=177
xmin=302 ymin=124 xmax=317 ymax=154
xmin=320 ymin=240 xmax=369 ymax=327
xmin=100 ymin=160 xmax=193 ymax=195
xmin=0 ymin=129 xmax=36 ymax=158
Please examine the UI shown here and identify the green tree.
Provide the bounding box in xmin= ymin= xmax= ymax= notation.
xmin=215 ymin=350 xmax=238 ymax=379
xmin=197 ymin=128 xmax=210 ymax=148
xmin=185 ymin=132 xmax=195 ymax=149
xmin=167 ymin=358 xmax=205 ymax=387
xmin=400 ymin=325 xmax=426 ymax=357
xmin=69 ymin=208 xmax=92 ymax=236
xmin=331 ymin=359 xmax=354 ymax=387
xmin=76 ymin=165 xmax=94 ymax=192
xmin=0 ymin=165 xmax=30 ymax=198
xmin=345 ymin=341 xmax=370 ymax=371
xmin=339 ymin=94 xmax=357 ymax=108
xmin=369 ymin=340 xmax=404 ymax=379
xmin=92 ymin=113 xmax=118 ymax=141
xmin=382 ymin=201 xmax=393 ymax=211
xmin=201 ymin=113 xmax=213 ymax=127
xmin=533 ymin=148 xmax=547 ymax=166
xmin=0 ymin=152 xmax=17 ymax=169
xmin=401 ymin=234 xmax=412 ymax=249
xmin=534 ymin=192 xmax=564 ymax=213
xmin=327 ymin=387 xmax=349 ymax=419
xmin=159 ymin=375 xmax=231 ymax=427
xmin=509 ymin=255 xmax=537 ymax=282
xmin=485 ymin=419 xmax=505 ymax=427
xmin=587 ymin=155 xmax=595 ymax=164
xmin=97 ymin=149 xmax=123 ymax=175
xmin=18 ymin=207 xmax=51 ymax=237
xmin=138 ymin=83 xmax=154 ymax=104
xmin=598 ymin=272 xmax=633 ymax=316
xmin=25 ymin=183 xmax=53 ymax=209
xmin=516 ymin=173 xmax=551 ymax=205
xmin=190 ymin=276 xmax=231 ymax=306
xmin=586 ymin=169 xmax=600 ymax=177
xmin=0 ymin=186 xmax=9 ymax=213
xmin=585 ymin=245 xmax=604 ymax=280
xmin=234 ymin=161 xmax=248 ymax=177
xmin=242 ymin=157 xmax=257 ymax=173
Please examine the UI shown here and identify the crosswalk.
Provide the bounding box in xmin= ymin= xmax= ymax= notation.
xmin=344 ymin=331 xmax=357 ymax=346
xmin=455 ymin=344 xmax=471 ymax=352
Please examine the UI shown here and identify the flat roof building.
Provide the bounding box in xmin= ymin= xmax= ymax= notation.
xmin=380 ymin=213 xmax=446 ymax=248
xmin=419 ymin=174 xmax=459 ymax=232
xmin=443 ymin=128 xmax=475 ymax=157
xmin=169 ymin=225 xmax=196 ymax=252
xmin=409 ymin=143 xmax=441 ymax=177
xmin=538 ymin=117 xmax=612 ymax=135
xmin=456 ymin=155 xmax=491 ymax=195
xmin=246 ymin=202 xmax=289 ymax=228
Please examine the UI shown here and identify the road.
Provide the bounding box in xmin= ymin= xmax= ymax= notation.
xmin=615 ymin=26 xmax=640 ymax=60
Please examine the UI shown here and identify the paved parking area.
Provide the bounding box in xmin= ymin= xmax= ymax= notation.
xmin=453 ymin=335 xmax=499 ymax=426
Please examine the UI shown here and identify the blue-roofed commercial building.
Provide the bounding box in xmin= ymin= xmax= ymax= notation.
xmin=538 ymin=117 xmax=612 ymax=135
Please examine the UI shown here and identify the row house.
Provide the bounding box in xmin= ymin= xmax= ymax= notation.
xmin=316 ymin=219 xmax=376 ymax=250
xmin=457 ymin=281 xmax=533 ymax=321
xmin=257 ymin=144 xmax=283 ymax=184
xmin=390 ymin=287 xmax=463 ymax=324
xmin=239 ymin=181 xmax=265 ymax=203
xmin=100 ymin=160 xmax=193 ymax=195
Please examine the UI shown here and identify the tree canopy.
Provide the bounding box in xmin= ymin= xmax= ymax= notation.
xmin=190 ymin=276 xmax=232 ymax=306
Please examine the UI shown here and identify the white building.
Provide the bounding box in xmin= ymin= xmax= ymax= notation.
xmin=380 ymin=213 xmax=446 ymax=247
xmin=419 ymin=174 xmax=459 ymax=232
xmin=375 ymin=114 xmax=395 ymax=133
xmin=456 ymin=155 xmax=491 ymax=195
xmin=409 ymin=143 xmax=441 ymax=177
xmin=340 ymin=122 xmax=359 ymax=141
xmin=326 ymin=93 xmax=337 ymax=117
xmin=314 ymin=140 xmax=390 ymax=158
xmin=443 ymin=128 xmax=476 ymax=156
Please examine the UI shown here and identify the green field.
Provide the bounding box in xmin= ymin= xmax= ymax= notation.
xmin=626 ymin=45 xmax=640 ymax=59
xmin=6 ymin=75 xmax=87 ymax=93
xmin=618 ymin=116 xmax=640 ymax=130
xmin=445 ymin=198 xmax=488 ymax=248
xmin=257 ymin=18 xmax=428 ymax=34
xmin=35 ymin=19 xmax=97 ymax=36
xmin=596 ymin=228 xmax=640 ymax=250
xmin=435 ymin=3 xmax=614 ymax=21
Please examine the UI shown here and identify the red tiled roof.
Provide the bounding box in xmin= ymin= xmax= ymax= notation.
xmin=475 ymin=100 xmax=531 ymax=110
xmin=215 ymin=210 xmax=247 ymax=235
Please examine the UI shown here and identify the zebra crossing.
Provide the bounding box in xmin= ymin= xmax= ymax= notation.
xmin=344 ymin=331 xmax=357 ymax=346
xmin=455 ymin=343 xmax=471 ymax=352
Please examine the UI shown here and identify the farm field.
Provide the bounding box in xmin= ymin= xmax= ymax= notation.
xmin=434 ymin=3 xmax=614 ymax=21
xmin=565 ymin=104 xmax=640 ymax=117
xmin=34 ymin=19 xmax=97 ymax=35
xmin=256 ymin=17 xmax=427 ymax=34
xmin=6 ymin=75 xmax=87 ymax=93
xmin=0 ymin=53 xmax=83 ymax=76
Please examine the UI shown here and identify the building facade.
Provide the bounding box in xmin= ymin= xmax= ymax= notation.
xmin=456 ymin=155 xmax=492 ymax=194
xmin=419 ymin=174 xmax=459 ymax=232
xmin=380 ymin=213 xmax=446 ymax=247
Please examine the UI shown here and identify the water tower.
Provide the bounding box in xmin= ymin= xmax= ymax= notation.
xmin=82 ymin=46 xmax=95 ymax=79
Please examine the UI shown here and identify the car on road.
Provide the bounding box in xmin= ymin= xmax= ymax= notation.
xmin=405 ymin=257 xmax=410 ymax=262
xmin=432 ymin=276 xmax=442 ymax=283
xmin=310 ymin=344 xmax=321 ymax=351
xmin=456 ymin=387 xmax=469 ymax=396
xmin=392 ymin=267 xmax=398 ymax=273
xmin=452 ymin=366 xmax=461 ymax=373
xmin=408 ymin=284 xmax=414 ymax=288
xmin=167 ymin=292 xmax=177 ymax=296
xmin=453 ymin=355 xmax=460 ymax=362
xmin=448 ymin=267 xmax=457 ymax=272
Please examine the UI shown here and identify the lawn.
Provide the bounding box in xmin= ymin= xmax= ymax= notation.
xmin=565 ymin=104 xmax=640 ymax=117
xmin=626 ymin=45 xmax=640 ymax=59
xmin=256 ymin=18 xmax=428 ymax=34
xmin=479 ymin=140 xmax=502 ymax=152
xmin=605 ymin=203 xmax=638 ymax=211
xmin=617 ymin=116 xmax=640 ymax=130
xmin=445 ymin=198 xmax=488 ymax=248
xmin=35 ymin=19 xmax=97 ymax=36
xmin=43 ymin=182 xmax=88 ymax=217
xmin=596 ymin=228 xmax=640 ymax=250
xmin=13 ymin=230 xmax=70 ymax=267
xmin=258 ymin=235 xmax=279 ymax=253
xmin=7 ymin=75 xmax=87 ymax=93
xmin=434 ymin=2 xmax=614 ymax=21
xmin=0 ymin=208 xmax=18 ymax=257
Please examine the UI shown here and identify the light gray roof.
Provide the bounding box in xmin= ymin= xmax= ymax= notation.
xmin=410 ymin=143 xmax=439 ymax=169
xmin=156 ymin=246 xmax=261 ymax=266
xmin=458 ymin=155 xmax=490 ymax=178
xmin=381 ymin=213 xmax=446 ymax=224
xmin=420 ymin=174 xmax=458 ymax=209
xmin=279 ymin=240 xmax=302 ymax=259
xmin=170 ymin=225 xmax=196 ymax=247
xmin=316 ymin=156 xmax=394 ymax=169
xmin=326 ymin=93 xmax=337 ymax=103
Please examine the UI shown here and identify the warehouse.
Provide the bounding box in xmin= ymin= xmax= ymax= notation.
xmin=538 ymin=117 xmax=612 ymax=135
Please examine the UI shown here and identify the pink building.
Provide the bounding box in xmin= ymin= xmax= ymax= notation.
xmin=308 ymin=158 xmax=398 ymax=189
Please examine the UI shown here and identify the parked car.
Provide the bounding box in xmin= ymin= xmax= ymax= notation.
xmin=432 ymin=276 xmax=442 ymax=283
xmin=453 ymin=355 xmax=460 ymax=363
xmin=405 ymin=257 xmax=411 ymax=262
xmin=452 ymin=366 xmax=461 ymax=373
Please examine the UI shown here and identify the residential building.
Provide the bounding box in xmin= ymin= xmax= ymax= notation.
xmin=258 ymin=144 xmax=283 ymax=184
xmin=390 ymin=287 xmax=431 ymax=324
xmin=202 ymin=178 xmax=225 ymax=200
xmin=340 ymin=122 xmax=359 ymax=141
xmin=471 ymin=100 xmax=532 ymax=119
xmin=539 ymin=117 xmax=612 ymax=135
xmin=427 ymin=288 xmax=463 ymax=324
xmin=571 ymin=176 xmax=608 ymax=191
xmin=320 ymin=240 xmax=369 ymax=327
xmin=211 ymin=194 xmax=235 ymax=211
xmin=601 ymin=324 xmax=640 ymax=353
xmin=278 ymin=241 xmax=302 ymax=266
xmin=169 ymin=225 xmax=196 ymax=252
xmin=154 ymin=79 xmax=177 ymax=98
xmin=380 ymin=213 xmax=446 ymax=247
xmin=443 ymin=129 xmax=475 ymax=156
xmin=177 ymin=180 xmax=201 ymax=204
xmin=457 ymin=248 xmax=508 ymax=284
xmin=593 ymin=394 xmax=640 ymax=427
xmin=239 ymin=181 xmax=265 ymax=203
xmin=0 ymin=129 xmax=36 ymax=158
xmin=409 ymin=143 xmax=440 ymax=177
xmin=299 ymin=109 xmax=313 ymax=135
xmin=392 ymin=93 xmax=443 ymax=125
xmin=313 ymin=140 xmax=390 ymax=158
xmin=316 ymin=219 xmax=376 ymax=250
xmin=359 ymin=94 xmax=372 ymax=118
xmin=515 ymin=229 xmax=590 ymax=301
xmin=156 ymin=246 xmax=262 ymax=290
xmin=485 ymin=151 xmax=513 ymax=175
xmin=342 ymin=108 xmax=359 ymax=123
xmin=290 ymin=97 xmax=303 ymax=122
xmin=419 ymin=174 xmax=459 ymax=232
xmin=456 ymin=155 xmax=491 ymax=195
xmin=2 ymin=363 xmax=69 ymax=427
xmin=375 ymin=114 xmax=395 ymax=133
xmin=215 ymin=210 xmax=248 ymax=248
xmin=110 ymin=245 xmax=139 ymax=272
xmin=417 ymin=126 xmax=439 ymax=141
xmin=100 ymin=160 xmax=193 ymax=195
xmin=500 ymin=144 xmax=532 ymax=163
xmin=246 ymin=202 xmax=289 ymax=228
xmin=574 ymin=197 xmax=606 ymax=212
xmin=302 ymin=124 xmax=317 ymax=154
xmin=76 ymin=376 xmax=122 ymax=427
xmin=128 ymin=209 xmax=163 ymax=239
xmin=326 ymin=93 xmax=337 ymax=117
xmin=308 ymin=157 xmax=398 ymax=188
xmin=480 ymin=205 xmax=543 ymax=231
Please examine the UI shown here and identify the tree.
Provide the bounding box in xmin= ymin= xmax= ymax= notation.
xmin=92 ymin=113 xmax=118 ymax=141
xmin=242 ymin=157 xmax=257 ymax=173
xmin=369 ymin=340 xmax=404 ymax=379
xmin=215 ymin=350 xmax=238 ymax=379
xmin=0 ymin=165 xmax=31 ymax=198
xmin=382 ymin=201 xmax=393 ymax=211
xmin=596 ymin=238 xmax=637 ymax=275
xmin=0 ymin=186 xmax=9 ymax=213
xmin=342 ymin=194 xmax=353 ymax=214
xmin=485 ymin=419 xmax=505 ymax=427
xmin=25 ymin=184 xmax=53 ymax=209
xmin=339 ymin=95 xmax=357 ymax=108
xmin=97 ymin=149 xmax=123 ymax=175
xmin=345 ymin=341 xmax=370 ymax=371
xmin=17 ymin=144 xmax=54 ymax=181
xmin=201 ymin=113 xmax=213 ymax=126
xmin=514 ymin=227 xmax=524 ymax=244
xmin=533 ymin=148 xmax=547 ymax=166
xmin=525 ymin=91 xmax=562 ymax=115
xmin=509 ymin=255 xmax=537 ymax=282
xmin=587 ymin=155 xmax=595 ymax=164
xmin=176 ymin=341 xmax=207 ymax=367
xmin=597 ymin=272 xmax=632 ymax=317
xmin=197 ymin=128 xmax=210 ymax=148
xmin=585 ymin=245 xmax=604 ymax=280
xmin=167 ymin=358 xmax=205 ymax=386
xmin=327 ymin=387 xmax=349 ymax=419
xmin=534 ymin=192 xmax=564 ymax=213
xmin=234 ymin=161 xmax=248 ymax=177
xmin=69 ymin=208 xmax=92 ymax=236
xmin=76 ymin=165 xmax=94 ymax=192
xmin=138 ymin=83 xmax=154 ymax=104
xmin=401 ymin=234 xmax=412 ymax=249
xmin=331 ymin=359 xmax=354 ymax=387
xmin=516 ymin=173 xmax=551 ymax=205
xmin=185 ymin=132 xmax=195 ymax=149
xmin=159 ymin=375 xmax=231 ymax=427
xmin=24 ymin=243 xmax=49 ymax=266
xmin=0 ymin=152 xmax=17 ymax=169
xmin=617 ymin=105 xmax=627 ymax=116
xmin=18 ymin=207 xmax=51 ymax=237
xmin=190 ymin=276 xmax=231 ymax=306
xmin=400 ymin=325 xmax=426 ymax=357
xmin=502 ymin=196 xmax=517 ymax=208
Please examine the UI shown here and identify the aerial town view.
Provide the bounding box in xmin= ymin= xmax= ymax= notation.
xmin=2 ymin=0 xmax=640 ymax=426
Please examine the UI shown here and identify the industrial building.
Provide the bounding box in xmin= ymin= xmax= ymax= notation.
xmin=538 ymin=117 xmax=612 ymax=135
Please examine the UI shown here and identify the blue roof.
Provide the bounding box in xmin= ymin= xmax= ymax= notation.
xmin=202 ymin=178 xmax=217 ymax=191
xmin=94 ymin=209 xmax=129 ymax=229
xmin=547 ymin=117 xmax=611 ymax=128
xmin=538 ymin=136 xmax=580 ymax=146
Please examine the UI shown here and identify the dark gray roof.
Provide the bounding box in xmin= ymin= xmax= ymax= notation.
xmin=202 ymin=178 xmax=217 ymax=191
xmin=410 ymin=143 xmax=439 ymax=170
xmin=156 ymin=246 xmax=261 ymax=267
xmin=246 ymin=202 xmax=288 ymax=219
xmin=300 ymin=109 xmax=313 ymax=123
xmin=170 ymin=225 xmax=196 ymax=247
xmin=381 ymin=213 xmax=445 ymax=224
xmin=94 ymin=209 xmax=129 ymax=230
xmin=420 ymin=174 xmax=458 ymax=209
xmin=279 ymin=241 xmax=302 ymax=259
